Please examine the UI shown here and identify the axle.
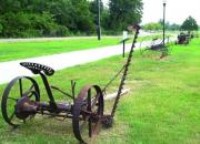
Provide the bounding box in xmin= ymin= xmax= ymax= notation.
xmin=15 ymin=96 xmax=72 ymax=119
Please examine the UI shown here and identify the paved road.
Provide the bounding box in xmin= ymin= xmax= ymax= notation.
xmin=0 ymin=41 xmax=153 ymax=84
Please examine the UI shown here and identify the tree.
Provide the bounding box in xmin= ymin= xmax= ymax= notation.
xmin=0 ymin=0 xmax=96 ymax=37
xmin=109 ymin=0 xmax=143 ymax=31
xmin=89 ymin=0 xmax=110 ymax=33
xmin=89 ymin=0 xmax=104 ymax=25
xmin=181 ymin=16 xmax=198 ymax=31
xmin=143 ymin=22 xmax=162 ymax=31
xmin=169 ymin=23 xmax=180 ymax=31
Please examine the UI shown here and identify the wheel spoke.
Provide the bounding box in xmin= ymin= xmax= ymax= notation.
xmin=87 ymin=89 xmax=91 ymax=110
xmin=23 ymin=85 xmax=34 ymax=97
xmin=92 ymin=120 xmax=101 ymax=135
xmin=9 ymin=112 xmax=15 ymax=121
xmin=88 ymin=117 xmax=92 ymax=137
xmin=91 ymin=94 xmax=99 ymax=108
xmin=27 ymin=85 xmax=34 ymax=93
xmin=72 ymin=85 xmax=104 ymax=144
xmin=29 ymin=85 xmax=34 ymax=91
xmin=28 ymin=92 xmax=34 ymax=98
xmin=87 ymin=89 xmax=92 ymax=137
xmin=2 ymin=77 xmax=39 ymax=127
xmin=19 ymin=79 xmax=23 ymax=97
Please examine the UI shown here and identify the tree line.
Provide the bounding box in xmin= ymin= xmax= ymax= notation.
xmin=142 ymin=16 xmax=199 ymax=32
xmin=0 ymin=0 xmax=143 ymax=38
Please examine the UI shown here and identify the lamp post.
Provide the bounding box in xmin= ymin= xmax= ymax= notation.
xmin=97 ymin=0 xmax=101 ymax=40
xmin=161 ymin=0 xmax=169 ymax=57
xmin=163 ymin=0 xmax=166 ymax=48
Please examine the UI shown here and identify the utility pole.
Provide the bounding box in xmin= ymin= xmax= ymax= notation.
xmin=162 ymin=0 xmax=168 ymax=56
xmin=163 ymin=0 xmax=166 ymax=47
xmin=97 ymin=0 xmax=101 ymax=40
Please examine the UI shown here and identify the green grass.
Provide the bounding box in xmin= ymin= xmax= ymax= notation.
xmin=0 ymin=33 xmax=174 ymax=62
xmin=0 ymin=39 xmax=200 ymax=144
xmin=0 ymin=37 xmax=122 ymax=62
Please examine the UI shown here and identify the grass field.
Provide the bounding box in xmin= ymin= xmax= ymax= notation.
xmin=0 ymin=37 xmax=122 ymax=62
xmin=0 ymin=33 xmax=172 ymax=62
xmin=0 ymin=38 xmax=200 ymax=144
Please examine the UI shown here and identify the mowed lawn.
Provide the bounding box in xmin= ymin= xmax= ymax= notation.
xmin=0 ymin=34 xmax=170 ymax=62
xmin=0 ymin=39 xmax=200 ymax=144
xmin=0 ymin=37 xmax=121 ymax=62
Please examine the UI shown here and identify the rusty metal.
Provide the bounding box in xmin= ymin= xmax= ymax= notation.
xmin=72 ymin=85 xmax=104 ymax=144
xmin=1 ymin=76 xmax=40 ymax=127
xmin=111 ymin=24 xmax=140 ymax=117
xmin=100 ymin=24 xmax=141 ymax=128
xmin=1 ymin=24 xmax=140 ymax=144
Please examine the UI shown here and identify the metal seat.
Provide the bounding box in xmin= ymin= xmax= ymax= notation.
xmin=20 ymin=62 xmax=55 ymax=76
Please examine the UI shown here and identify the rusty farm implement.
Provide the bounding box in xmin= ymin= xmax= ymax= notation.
xmin=1 ymin=25 xmax=140 ymax=144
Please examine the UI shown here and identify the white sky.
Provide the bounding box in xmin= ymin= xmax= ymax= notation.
xmin=101 ymin=0 xmax=200 ymax=25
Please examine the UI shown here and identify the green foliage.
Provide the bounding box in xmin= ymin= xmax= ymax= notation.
xmin=169 ymin=23 xmax=180 ymax=31
xmin=89 ymin=0 xmax=104 ymax=24
xmin=101 ymin=9 xmax=111 ymax=31
xmin=89 ymin=0 xmax=113 ymax=34
xmin=50 ymin=0 xmax=95 ymax=34
xmin=142 ymin=22 xmax=162 ymax=31
xmin=181 ymin=16 xmax=199 ymax=31
xmin=0 ymin=23 xmax=3 ymax=33
xmin=0 ymin=0 xmax=143 ymax=37
xmin=0 ymin=12 xmax=69 ymax=38
xmin=158 ymin=19 xmax=180 ymax=31
xmin=109 ymin=0 xmax=143 ymax=31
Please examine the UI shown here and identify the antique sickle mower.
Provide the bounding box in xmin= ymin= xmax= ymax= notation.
xmin=1 ymin=25 xmax=140 ymax=144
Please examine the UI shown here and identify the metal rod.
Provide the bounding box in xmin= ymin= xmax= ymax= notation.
xmin=71 ymin=80 xmax=76 ymax=100
xmin=102 ymin=65 xmax=125 ymax=92
xmin=39 ymin=73 xmax=57 ymax=109
xmin=19 ymin=79 xmax=23 ymax=96
xmin=37 ymin=111 xmax=73 ymax=118
xmin=123 ymin=41 xmax=125 ymax=57
xmin=51 ymin=85 xmax=74 ymax=99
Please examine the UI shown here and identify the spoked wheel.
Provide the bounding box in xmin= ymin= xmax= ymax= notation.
xmin=73 ymin=85 xmax=104 ymax=144
xmin=1 ymin=76 xmax=40 ymax=127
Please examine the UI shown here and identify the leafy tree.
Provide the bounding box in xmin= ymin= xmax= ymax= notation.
xmin=0 ymin=11 xmax=68 ymax=37
xmin=89 ymin=0 xmax=111 ymax=34
xmin=66 ymin=0 xmax=95 ymax=34
xmin=158 ymin=19 xmax=181 ymax=31
xmin=89 ymin=0 xmax=103 ymax=24
xmin=0 ymin=0 xmax=96 ymax=37
xmin=109 ymin=0 xmax=143 ymax=31
xmin=0 ymin=0 xmax=144 ymax=37
xmin=0 ymin=23 xmax=3 ymax=33
xmin=143 ymin=22 xmax=162 ymax=31
xmin=101 ymin=8 xmax=110 ymax=31
xmin=169 ymin=23 xmax=180 ymax=31
xmin=181 ymin=16 xmax=198 ymax=31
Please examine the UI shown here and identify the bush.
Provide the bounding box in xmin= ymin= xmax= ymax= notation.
xmin=0 ymin=23 xmax=3 ymax=33
xmin=0 ymin=11 xmax=72 ymax=38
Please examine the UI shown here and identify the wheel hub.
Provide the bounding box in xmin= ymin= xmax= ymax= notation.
xmin=15 ymin=96 xmax=38 ymax=119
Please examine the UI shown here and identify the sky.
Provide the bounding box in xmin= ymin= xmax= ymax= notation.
xmin=101 ymin=0 xmax=200 ymax=25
